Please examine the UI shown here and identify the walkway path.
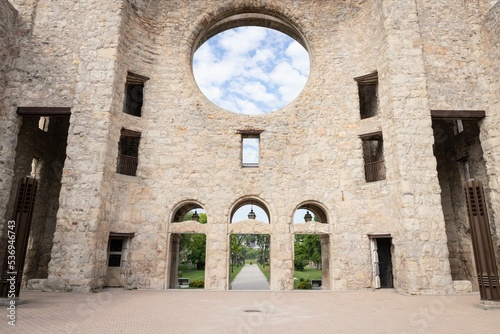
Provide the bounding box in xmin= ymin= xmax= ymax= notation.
xmin=231 ymin=264 xmax=269 ymax=290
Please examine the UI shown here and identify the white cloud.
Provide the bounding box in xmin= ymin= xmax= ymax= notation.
xmin=193 ymin=26 xmax=310 ymax=114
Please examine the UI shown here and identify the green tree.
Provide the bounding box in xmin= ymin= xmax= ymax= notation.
xmin=185 ymin=234 xmax=206 ymax=270
xmin=231 ymin=235 xmax=245 ymax=268
xmin=179 ymin=211 xmax=207 ymax=270
xmin=294 ymin=234 xmax=322 ymax=270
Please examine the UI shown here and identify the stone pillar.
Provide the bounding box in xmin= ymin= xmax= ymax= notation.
xmin=320 ymin=234 xmax=331 ymax=290
xmin=45 ymin=0 xmax=124 ymax=292
xmin=270 ymin=222 xmax=293 ymax=290
xmin=204 ymin=224 xmax=228 ymax=290
xmin=380 ymin=0 xmax=452 ymax=294
xmin=168 ymin=234 xmax=180 ymax=289
xmin=480 ymin=3 xmax=500 ymax=267
xmin=0 ymin=0 xmax=19 ymax=268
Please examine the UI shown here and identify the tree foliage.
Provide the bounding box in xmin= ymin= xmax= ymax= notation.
xmin=230 ymin=234 xmax=270 ymax=266
xmin=294 ymin=234 xmax=321 ymax=271
xmin=179 ymin=211 xmax=207 ymax=270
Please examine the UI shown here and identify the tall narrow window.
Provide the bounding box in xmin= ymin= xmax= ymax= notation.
xmin=123 ymin=72 xmax=149 ymax=117
xmin=354 ymin=71 xmax=378 ymax=119
xmin=360 ymin=131 xmax=386 ymax=182
xmin=117 ymin=129 xmax=141 ymax=176
xmin=237 ymin=130 xmax=263 ymax=168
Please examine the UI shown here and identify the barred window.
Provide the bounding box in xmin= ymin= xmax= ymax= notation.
xmin=360 ymin=131 xmax=386 ymax=182
xmin=117 ymin=129 xmax=141 ymax=176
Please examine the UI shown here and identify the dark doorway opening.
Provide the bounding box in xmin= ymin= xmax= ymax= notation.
xmin=1 ymin=114 xmax=70 ymax=288
xmin=377 ymin=238 xmax=393 ymax=288
xmin=432 ymin=118 xmax=488 ymax=290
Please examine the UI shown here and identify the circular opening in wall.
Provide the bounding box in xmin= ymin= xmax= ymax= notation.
xmin=192 ymin=13 xmax=310 ymax=115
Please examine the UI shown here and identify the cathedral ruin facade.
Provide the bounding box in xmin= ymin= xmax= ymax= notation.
xmin=1 ymin=0 xmax=499 ymax=294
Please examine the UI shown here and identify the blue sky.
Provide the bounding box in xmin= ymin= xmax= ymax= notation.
xmin=193 ymin=26 xmax=310 ymax=115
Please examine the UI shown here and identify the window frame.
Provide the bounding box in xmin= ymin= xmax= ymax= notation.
xmin=237 ymin=129 xmax=264 ymax=168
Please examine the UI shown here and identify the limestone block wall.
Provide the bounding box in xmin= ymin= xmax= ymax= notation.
xmin=0 ymin=0 xmax=127 ymax=292
xmin=0 ymin=0 xmax=17 ymax=98
xmin=416 ymin=0 xmax=494 ymax=110
xmin=46 ymin=0 xmax=125 ymax=292
xmin=89 ymin=0 xmax=455 ymax=294
xmin=378 ymin=0 xmax=453 ymax=294
xmin=0 ymin=0 xmax=18 ymax=265
xmin=480 ymin=3 xmax=500 ymax=263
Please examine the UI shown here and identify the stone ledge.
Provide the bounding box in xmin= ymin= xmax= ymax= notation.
xmin=26 ymin=278 xmax=47 ymax=290
xmin=474 ymin=300 xmax=500 ymax=310
xmin=452 ymin=280 xmax=473 ymax=293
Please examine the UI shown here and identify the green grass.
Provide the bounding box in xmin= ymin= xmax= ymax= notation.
xmin=293 ymin=267 xmax=322 ymax=289
xmin=257 ymin=262 xmax=270 ymax=281
xmin=178 ymin=265 xmax=205 ymax=288
xmin=230 ymin=263 xmax=244 ymax=282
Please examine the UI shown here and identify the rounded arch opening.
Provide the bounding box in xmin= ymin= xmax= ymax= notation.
xmin=192 ymin=10 xmax=310 ymax=115
xmin=230 ymin=197 xmax=270 ymax=224
xmin=192 ymin=11 xmax=310 ymax=53
xmin=172 ymin=201 xmax=207 ymax=223
xmin=293 ymin=201 xmax=328 ymax=224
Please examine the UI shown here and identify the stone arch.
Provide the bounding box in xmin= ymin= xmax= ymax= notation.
xmin=293 ymin=201 xmax=329 ymax=224
xmin=168 ymin=200 xmax=208 ymax=289
xmin=191 ymin=9 xmax=310 ymax=55
xmin=229 ymin=196 xmax=271 ymax=224
xmin=171 ymin=200 xmax=207 ymax=223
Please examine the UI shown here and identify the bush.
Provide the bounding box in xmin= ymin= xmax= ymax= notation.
xmin=189 ymin=280 xmax=204 ymax=288
xmin=294 ymin=259 xmax=307 ymax=271
xmin=299 ymin=278 xmax=305 ymax=282
xmin=297 ymin=280 xmax=312 ymax=290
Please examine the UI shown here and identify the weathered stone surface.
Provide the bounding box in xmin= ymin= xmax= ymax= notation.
xmin=0 ymin=0 xmax=498 ymax=295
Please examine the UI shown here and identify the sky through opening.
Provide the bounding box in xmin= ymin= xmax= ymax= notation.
xmin=193 ymin=26 xmax=310 ymax=115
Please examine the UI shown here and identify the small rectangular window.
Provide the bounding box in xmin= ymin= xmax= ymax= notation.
xmin=117 ymin=128 xmax=141 ymax=176
xmin=354 ymin=71 xmax=378 ymax=119
xmin=108 ymin=237 xmax=125 ymax=267
xmin=123 ymin=72 xmax=149 ymax=117
xmin=360 ymin=131 xmax=386 ymax=182
xmin=242 ymin=137 xmax=259 ymax=167
xmin=238 ymin=130 xmax=263 ymax=168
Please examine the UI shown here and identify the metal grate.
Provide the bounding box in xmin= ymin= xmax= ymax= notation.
xmin=463 ymin=180 xmax=500 ymax=301
xmin=364 ymin=160 xmax=386 ymax=182
xmin=1 ymin=177 xmax=38 ymax=298
xmin=117 ymin=154 xmax=138 ymax=176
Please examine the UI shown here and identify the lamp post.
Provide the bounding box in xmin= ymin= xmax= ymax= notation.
xmin=248 ymin=206 xmax=256 ymax=219
xmin=192 ymin=210 xmax=199 ymax=222
xmin=304 ymin=210 xmax=312 ymax=222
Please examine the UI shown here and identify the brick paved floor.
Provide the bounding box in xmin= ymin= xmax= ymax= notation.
xmin=1 ymin=289 xmax=499 ymax=333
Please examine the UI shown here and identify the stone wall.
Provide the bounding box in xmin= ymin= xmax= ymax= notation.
xmin=90 ymin=0 xmax=453 ymax=293
xmin=0 ymin=0 xmax=18 ymax=266
xmin=480 ymin=2 xmax=500 ymax=263
xmin=416 ymin=0 xmax=492 ymax=110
